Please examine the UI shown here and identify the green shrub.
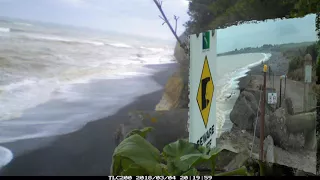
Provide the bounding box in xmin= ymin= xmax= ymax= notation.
xmin=110 ymin=127 xmax=261 ymax=176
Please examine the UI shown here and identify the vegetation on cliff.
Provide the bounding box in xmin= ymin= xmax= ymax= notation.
xmin=185 ymin=0 xmax=319 ymax=34
xmin=218 ymin=42 xmax=316 ymax=56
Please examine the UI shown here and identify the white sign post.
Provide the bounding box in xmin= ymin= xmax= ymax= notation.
xmin=304 ymin=65 xmax=312 ymax=83
xmin=189 ymin=30 xmax=217 ymax=148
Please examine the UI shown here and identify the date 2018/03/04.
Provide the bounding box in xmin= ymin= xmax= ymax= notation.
xmin=109 ymin=176 xmax=214 ymax=180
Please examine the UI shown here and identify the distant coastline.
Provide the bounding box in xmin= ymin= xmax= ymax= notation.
xmin=218 ymin=41 xmax=316 ymax=57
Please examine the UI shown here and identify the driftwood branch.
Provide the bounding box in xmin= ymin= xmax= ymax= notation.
xmin=153 ymin=0 xmax=189 ymax=54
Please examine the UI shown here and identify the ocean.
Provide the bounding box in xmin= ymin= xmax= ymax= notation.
xmin=0 ymin=18 xmax=271 ymax=169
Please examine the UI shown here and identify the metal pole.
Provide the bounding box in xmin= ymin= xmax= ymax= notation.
xmin=280 ymin=78 xmax=282 ymax=108
xmin=284 ymin=76 xmax=287 ymax=100
xmin=260 ymin=64 xmax=267 ymax=162
xmin=304 ymin=82 xmax=306 ymax=112
xmin=273 ymin=72 xmax=274 ymax=89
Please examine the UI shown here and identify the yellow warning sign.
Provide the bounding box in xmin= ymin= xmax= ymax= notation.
xmin=196 ymin=56 xmax=214 ymax=128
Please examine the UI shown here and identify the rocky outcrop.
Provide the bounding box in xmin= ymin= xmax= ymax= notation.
xmin=155 ymin=32 xmax=190 ymax=111
xmin=155 ymin=71 xmax=185 ymax=111
xmin=284 ymin=98 xmax=294 ymax=115
xmin=230 ymin=89 xmax=261 ymax=130
xmin=252 ymin=106 xmax=316 ymax=151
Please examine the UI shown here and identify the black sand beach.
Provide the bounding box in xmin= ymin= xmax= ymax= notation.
xmin=0 ymin=63 xmax=178 ymax=176
xmin=237 ymin=52 xmax=288 ymax=89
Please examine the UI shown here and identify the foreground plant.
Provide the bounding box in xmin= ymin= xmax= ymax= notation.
xmin=110 ymin=127 xmax=256 ymax=176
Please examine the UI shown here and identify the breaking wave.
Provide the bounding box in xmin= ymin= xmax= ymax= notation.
xmin=106 ymin=43 xmax=132 ymax=48
xmin=0 ymin=146 xmax=13 ymax=169
xmin=0 ymin=27 xmax=10 ymax=33
xmin=21 ymin=34 xmax=105 ymax=46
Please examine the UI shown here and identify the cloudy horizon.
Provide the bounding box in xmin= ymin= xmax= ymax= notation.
xmin=0 ymin=0 xmax=189 ymax=41
xmin=0 ymin=0 xmax=317 ymax=52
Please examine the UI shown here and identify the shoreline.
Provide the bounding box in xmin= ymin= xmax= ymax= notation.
xmin=0 ymin=63 xmax=177 ymax=176
xmin=221 ymin=52 xmax=273 ymax=133
xmin=237 ymin=52 xmax=286 ymax=90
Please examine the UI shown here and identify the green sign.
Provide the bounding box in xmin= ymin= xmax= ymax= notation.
xmin=202 ymin=31 xmax=210 ymax=50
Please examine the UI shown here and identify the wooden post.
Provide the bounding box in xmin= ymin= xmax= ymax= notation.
xmin=260 ymin=64 xmax=267 ymax=162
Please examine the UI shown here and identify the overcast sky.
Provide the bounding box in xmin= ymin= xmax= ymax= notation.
xmin=0 ymin=0 xmax=317 ymax=52
xmin=0 ymin=0 xmax=189 ymax=40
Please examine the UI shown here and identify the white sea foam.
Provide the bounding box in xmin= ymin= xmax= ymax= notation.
xmin=140 ymin=46 xmax=164 ymax=53
xmin=107 ymin=43 xmax=132 ymax=48
xmin=0 ymin=78 xmax=58 ymax=121
xmin=0 ymin=146 xmax=13 ymax=169
xmin=13 ymin=22 xmax=33 ymax=27
xmin=22 ymin=34 xmax=105 ymax=46
xmin=0 ymin=27 xmax=10 ymax=33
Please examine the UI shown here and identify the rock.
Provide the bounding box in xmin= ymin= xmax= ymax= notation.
xmin=156 ymin=32 xmax=190 ymax=111
xmin=218 ymin=128 xmax=316 ymax=174
xmin=230 ymin=90 xmax=259 ymax=130
xmin=286 ymin=112 xmax=316 ymax=150
xmin=224 ymin=151 xmax=249 ymax=171
xmin=263 ymin=135 xmax=275 ymax=164
xmin=215 ymin=150 xmax=238 ymax=170
xmin=254 ymin=108 xmax=316 ymax=150
xmin=267 ymin=108 xmax=291 ymax=149
xmin=114 ymin=109 xmax=188 ymax=150
xmin=243 ymin=88 xmax=261 ymax=105
xmin=284 ymin=98 xmax=294 ymax=115
xmin=155 ymin=67 xmax=190 ymax=110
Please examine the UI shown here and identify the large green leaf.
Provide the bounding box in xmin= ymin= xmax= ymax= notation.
xmin=162 ymin=139 xmax=202 ymax=174
xmin=163 ymin=139 xmax=201 ymax=159
xmin=181 ymin=168 xmax=199 ymax=176
xmin=180 ymin=147 xmax=223 ymax=175
xmin=179 ymin=147 xmax=223 ymax=168
xmin=125 ymin=127 xmax=154 ymax=139
xmin=111 ymin=134 xmax=165 ymax=175
xmin=120 ymin=164 xmax=147 ymax=176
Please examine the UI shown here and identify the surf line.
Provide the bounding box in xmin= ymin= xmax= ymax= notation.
xmin=196 ymin=124 xmax=215 ymax=147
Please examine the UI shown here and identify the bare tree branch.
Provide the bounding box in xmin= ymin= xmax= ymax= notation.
xmin=159 ymin=15 xmax=165 ymax=21
xmin=153 ymin=0 xmax=189 ymax=54
xmin=174 ymin=15 xmax=179 ymax=33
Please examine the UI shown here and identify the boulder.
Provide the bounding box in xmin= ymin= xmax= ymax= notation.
xmin=267 ymin=108 xmax=291 ymax=149
xmin=284 ymin=98 xmax=294 ymax=115
xmin=230 ymin=90 xmax=259 ymax=130
xmin=286 ymin=112 xmax=316 ymax=150
xmin=224 ymin=151 xmax=249 ymax=171
xmin=253 ymin=114 xmax=271 ymax=139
